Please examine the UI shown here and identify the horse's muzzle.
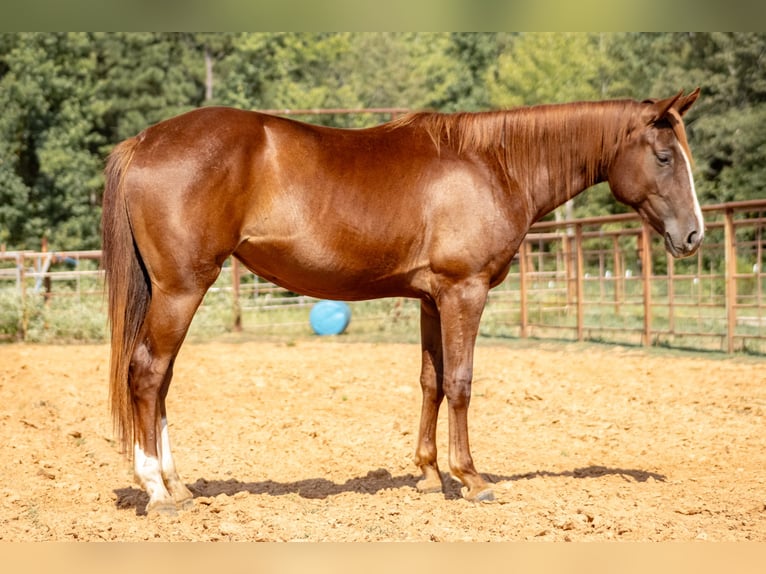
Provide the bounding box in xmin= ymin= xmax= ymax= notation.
xmin=665 ymin=228 xmax=703 ymax=258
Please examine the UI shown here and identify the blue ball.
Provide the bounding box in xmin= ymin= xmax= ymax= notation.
xmin=309 ymin=300 xmax=351 ymax=336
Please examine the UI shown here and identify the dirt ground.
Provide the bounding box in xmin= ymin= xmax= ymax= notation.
xmin=0 ymin=337 xmax=764 ymax=542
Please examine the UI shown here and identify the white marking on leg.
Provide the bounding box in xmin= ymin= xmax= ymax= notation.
xmin=134 ymin=442 xmax=172 ymax=508
xmin=159 ymin=417 xmax=176 ymax=477
xmin=159 ymin=417 xmax=193 ymax=504
xmin=679 ymin=145 xmax=705 ymax=236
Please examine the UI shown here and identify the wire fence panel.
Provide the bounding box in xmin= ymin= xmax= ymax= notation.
xmin=2 ymin=201 xmax=765 ymax=353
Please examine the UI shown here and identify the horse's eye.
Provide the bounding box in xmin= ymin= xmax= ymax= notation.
xmin=655 ymin=152 xmax=672 ymax=167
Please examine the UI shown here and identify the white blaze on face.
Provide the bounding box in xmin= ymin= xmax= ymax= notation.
xmin=679 ymin=144 xmax=705 ymax=238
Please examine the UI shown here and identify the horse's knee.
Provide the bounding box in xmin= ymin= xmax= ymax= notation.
xmin=443 ymin=371 xmax=472 ymax=408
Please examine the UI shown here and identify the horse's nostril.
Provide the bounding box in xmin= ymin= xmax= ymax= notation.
xmin=686 ymin=230 xmax=698 ymax=246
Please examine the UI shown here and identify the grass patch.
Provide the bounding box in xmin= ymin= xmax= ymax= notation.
xmin=0 ymin=288 xmax=107 ymax=343
xmin=2 ymin=271 xmax=764 ymax=356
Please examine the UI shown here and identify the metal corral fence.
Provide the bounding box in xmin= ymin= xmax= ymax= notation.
xmin=2 ymin=199 xmax=765 ymax=354
xmin=489 ymin=199 xmax=766 ymax=354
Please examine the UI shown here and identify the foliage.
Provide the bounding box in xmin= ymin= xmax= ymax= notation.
xmin=0 ymin=288 xmax=107 ymax=343
xmin=0 ymin=289 xmax=22 ymax=338
xmin=0 ymin=32 xmax=764 ymax=250
xmin=486 ymin=33 xmax=607 ymax=108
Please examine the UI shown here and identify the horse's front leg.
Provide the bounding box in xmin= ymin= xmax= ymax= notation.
xmin=414 ymin=300 xmax=445 ymax=494
xmin=438 ymin=279 xmax=494 ymax=502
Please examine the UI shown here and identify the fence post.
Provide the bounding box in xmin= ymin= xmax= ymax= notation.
xmin=575 ymin=223 xmax=584 ymax=342
xmin=641 ymin=221 xmax=653 ymax=347
xmin=563 ymin=233 xmax=576 ymax=312
xmin=724 ymin=208 xmax=736 ymax=353
xmin=518 ymin=240 xmax=528 ymax=338
xmin=757 ymin=221 xmax=763 ymax=314
xmin=612 ymin=235 xmax=622 ymax=315
xmin=667 ymin=254 xmax=675 ymax=334
xmin=231 ymin=258 xmax=242 ymax=332
xmin=18 ymin=252 xmax=27 ymax=341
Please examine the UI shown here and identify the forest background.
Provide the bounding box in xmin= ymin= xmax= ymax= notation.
xmin=0 ymin=32 xmax=764 ymax=251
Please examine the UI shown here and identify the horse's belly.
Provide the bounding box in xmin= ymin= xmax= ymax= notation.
xmin=234 ymin=236 xmax=424 ymax=301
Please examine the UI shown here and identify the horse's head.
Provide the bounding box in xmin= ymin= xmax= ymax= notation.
xmin=608 ymin=88 xmax=704 ymax=258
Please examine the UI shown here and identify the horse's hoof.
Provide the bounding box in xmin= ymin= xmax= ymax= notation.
xmin=146 ymin=500 xmax=178 ymax=517
xmin=416 ymin=476 xmax=444 ymax=494
xmin=177 ymin=497 xmax=195 ymax=511
xmin=461 ymin=485 xmax=495 ymax=502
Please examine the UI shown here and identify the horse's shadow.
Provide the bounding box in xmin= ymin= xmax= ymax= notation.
xmin=114 ymin=465 xmax=667 ymax=516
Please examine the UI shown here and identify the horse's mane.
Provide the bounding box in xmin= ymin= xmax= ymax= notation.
xmin=390 ymin=100 xmax=649 ymax=198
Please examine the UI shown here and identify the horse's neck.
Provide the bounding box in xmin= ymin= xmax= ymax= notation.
xmin=526 ymin=159 xmax=599 ymax=224
xmin=503 ymin=102 xmax=633 ymax=223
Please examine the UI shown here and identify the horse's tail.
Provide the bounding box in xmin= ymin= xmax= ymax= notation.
xmin=102 ymin=136 xmax=147 ymax=457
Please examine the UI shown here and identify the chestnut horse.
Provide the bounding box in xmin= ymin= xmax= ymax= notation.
xmin=102 ymin=89 xmax=703 ymax=515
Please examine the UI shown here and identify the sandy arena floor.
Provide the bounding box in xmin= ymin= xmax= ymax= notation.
xmin=0 ymin=338 xmax=764 ymax=541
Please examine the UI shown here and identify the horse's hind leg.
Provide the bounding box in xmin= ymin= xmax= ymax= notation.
xmin=130 ymin=289 xmax=206 ymax=515
xmin=414 ymin=300 xmax=445 ymax=494
xmin=158 ymin=359 xmax=194 ymax=508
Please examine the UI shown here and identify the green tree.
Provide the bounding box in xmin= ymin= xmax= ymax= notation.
xmin=486 ymin=33 xmax=608 ymax=108
xmin=191 ymin=32 xmax=239 ymax=104
xmin=220 ymin=33 xmax=471 ymax=126
xmin=92 ymin=32 xmax=204 ymax=142
xmin=433 ymin=33 xmax=514 ymax=112
xmin=0 ymin=32 xmax=208 ymax=250
xmin=0 ymin=33 xmax=104 ymax=249
xmin=344 ymin=33 xmax=470 ymax=114
xmin=216 ymin=33 xmax=361 ymax=124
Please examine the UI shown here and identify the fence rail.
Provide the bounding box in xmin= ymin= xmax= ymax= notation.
xmin=2 ymin=200 xmax=765 ymax=353
xmin=504 ymin=199 xmax=766 ymax=353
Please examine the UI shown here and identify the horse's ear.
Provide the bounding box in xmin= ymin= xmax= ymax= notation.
xmin=675 ymin=87 xmax=701 ymax=117
xmin=643 ymin=91 xmax=684 ymax=125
